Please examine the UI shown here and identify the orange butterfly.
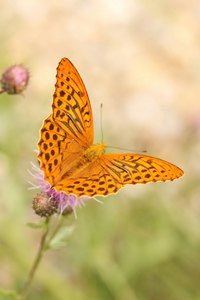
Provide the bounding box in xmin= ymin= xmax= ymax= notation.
xmin=38 ymin=58 xmax=184 ymax=198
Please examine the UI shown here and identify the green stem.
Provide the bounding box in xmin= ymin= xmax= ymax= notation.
xmin=46 ymin=217 xmax=64 ymax=247
xmin=19 ymin=217 xmax=50 ymax=299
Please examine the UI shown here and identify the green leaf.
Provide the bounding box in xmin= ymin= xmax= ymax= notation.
xmin=46 ymin=225 xmax=75 ymax=250
xmin=26 ymin=220 xmax=47 ymax=229
xmin=0 ymin=289 xmax=18 ymax=300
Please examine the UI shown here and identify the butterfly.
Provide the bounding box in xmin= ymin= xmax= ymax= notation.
xmin=38 ymin=58 xmax=184 ymax=198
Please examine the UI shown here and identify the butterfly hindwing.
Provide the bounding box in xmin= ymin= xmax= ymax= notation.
xmin=51 ymin=159 xmax=122 ymax=197
xmin=38 ymin=114 xmax=84 ymax=186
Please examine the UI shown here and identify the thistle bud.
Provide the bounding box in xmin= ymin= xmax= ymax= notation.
xmin=32 ymin=192 xmax=58 ymax=217
xmin=0 ymin=64 xmax=29 ymax=94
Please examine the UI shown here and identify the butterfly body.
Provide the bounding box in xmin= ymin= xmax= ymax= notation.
xmin=38 ymin=58 xmax=184 ymax=198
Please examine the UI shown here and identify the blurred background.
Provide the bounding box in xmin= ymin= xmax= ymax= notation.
xmin=0 ymin=0 xmax=200 ymax=299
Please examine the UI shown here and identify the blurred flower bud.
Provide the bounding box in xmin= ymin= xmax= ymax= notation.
xmin=32 ymin=192 xmax=58 ymax=217
xmin=0 ymin=64 xmax=29 ymax=94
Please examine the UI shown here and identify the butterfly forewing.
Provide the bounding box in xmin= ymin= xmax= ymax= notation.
xmin=101 ymin=153 xmax=183 ymax=185
xmin=38 ymin=58 xmax=95 ymax=187
xmin=52 ymin=58 xmax=93 ymax=146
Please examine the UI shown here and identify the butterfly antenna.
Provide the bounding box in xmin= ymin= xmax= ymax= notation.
xmin=100 ymin=103 xmax=104 ymax=143
xmin=106 ymin=146 xmax=147 ymax=153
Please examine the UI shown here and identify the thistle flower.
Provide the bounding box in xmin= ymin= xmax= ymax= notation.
xmin=0 ymin=64 xmax=29 ymax=94
xmin=29 ymin=163 xmax=90 ymax=217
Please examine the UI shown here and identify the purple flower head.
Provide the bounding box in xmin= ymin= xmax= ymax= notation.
xmin=1 ymin=64 xmax=29 ymax=95
xmin=29 ymin=163 xmax=90 ymax=217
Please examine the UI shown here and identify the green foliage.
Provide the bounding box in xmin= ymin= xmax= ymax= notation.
xmin=45 ymin=224 xmax=75 ymax=250
xmin=0 ymin=289 xmax=18 ymax=300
